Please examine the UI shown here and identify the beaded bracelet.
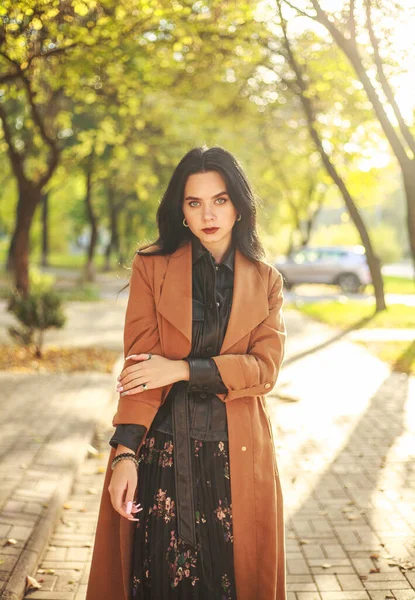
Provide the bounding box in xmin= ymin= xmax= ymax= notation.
xmin=111 ymin=452 xmax=139 ymax=470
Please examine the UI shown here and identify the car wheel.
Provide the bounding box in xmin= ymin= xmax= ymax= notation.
xmin=338 ymin=273 xmax=361 ymax=294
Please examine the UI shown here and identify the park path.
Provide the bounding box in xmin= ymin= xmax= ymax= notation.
xmin=5 ymin=309 xmax=412 ymax=600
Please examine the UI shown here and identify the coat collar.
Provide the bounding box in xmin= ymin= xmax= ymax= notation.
xmin=156 ymin=240 xmax=268 ymax=355
xmin=191 ymin=235 xmax=235 ymax=272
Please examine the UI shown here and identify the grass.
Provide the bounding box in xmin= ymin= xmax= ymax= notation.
xmin=292 ymin=300 xmax=415 ymax=375
xmin=358 ymin=341 xmax=415 ymax=376
xmin=369 ymin=275 xmax=414 ymax=295
xmin=295 ymin=301 xmax=415 ymax=329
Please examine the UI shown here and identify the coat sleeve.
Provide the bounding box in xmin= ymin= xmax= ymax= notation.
xmin=212 ymin=269 xmax=286 ymax=402
xmin=112 ymin=252 xmax=165 ymax=429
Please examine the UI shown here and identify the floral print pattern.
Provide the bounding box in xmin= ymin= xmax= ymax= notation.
xmin=131 ymin=430 xmax=236 ymax=599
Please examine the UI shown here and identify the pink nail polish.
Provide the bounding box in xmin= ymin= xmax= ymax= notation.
xmin=126 ymin=501 xmax=132 ymax=514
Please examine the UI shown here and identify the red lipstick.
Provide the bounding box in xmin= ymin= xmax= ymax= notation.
xmin=202 ymin=227 xmax=219 ymax=234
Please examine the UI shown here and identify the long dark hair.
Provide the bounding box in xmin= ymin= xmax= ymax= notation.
xmin=139 ymin=145 xmax=265 ymax=261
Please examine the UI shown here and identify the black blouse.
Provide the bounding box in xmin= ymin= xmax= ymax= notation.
xmin=109 ymin=236 xmax=234 ymax=452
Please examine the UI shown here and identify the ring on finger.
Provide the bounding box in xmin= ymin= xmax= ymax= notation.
xmin=142 ymin=383 xmax=148 ymax=390
xmin=147 ymin=354 xmax=152 ymax=360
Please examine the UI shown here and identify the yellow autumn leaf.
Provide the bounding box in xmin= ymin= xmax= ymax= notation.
xmin=31 ymin=18 xmax=43 ymax=30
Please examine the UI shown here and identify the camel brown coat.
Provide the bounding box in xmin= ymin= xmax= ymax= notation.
xmin=86 ymin=240 xmax=287 ymax=600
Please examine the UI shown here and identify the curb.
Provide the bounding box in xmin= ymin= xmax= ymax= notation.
xmin=2 ymin=355 xmax=124 ymax=600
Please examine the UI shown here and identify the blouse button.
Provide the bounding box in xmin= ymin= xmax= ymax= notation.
xmin=264 ymin=383 xmax=271 ymax=389
xmin=216 ymin=302 xmax=220 ymax=307
xmin=215 ymin=266 xmax=219 ymax=270
xmin=242 ymin=446 xmax=247 ymax=452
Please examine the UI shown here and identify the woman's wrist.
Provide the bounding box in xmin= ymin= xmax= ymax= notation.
xmin=115 ymin=443 xmax=135 ymax=457
xmin=176 ymin=359 xmax=190 ymax=382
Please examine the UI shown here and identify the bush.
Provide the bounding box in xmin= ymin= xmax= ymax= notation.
xmin=7 ymin=268 xmax=66 ymax=358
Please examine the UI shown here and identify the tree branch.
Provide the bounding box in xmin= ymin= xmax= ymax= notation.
xmin=20 ymin=76 xmax=60 ymax=188
xmin=21 ymin=75 xmax=59 ymax=155
xmin=308 ymin=0 xmax=410 ymax=168
xmin=364 ymin=0 xmax=415 ymax=157
xmin=26 ymin=42 xmax=79 ymax=69
xmin=348 ymin=0 xmax=357 ymax=41
xmin=0 ymin=104 xmax=27 ymax=184
xmin=281 ymin=0 xmax=316 ymax=19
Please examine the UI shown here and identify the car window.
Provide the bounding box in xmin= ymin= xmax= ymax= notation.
xmin=319 ymin=250 xmax=346 ymax=263
xmin=292 ymin=249 xmax=319 ymax=264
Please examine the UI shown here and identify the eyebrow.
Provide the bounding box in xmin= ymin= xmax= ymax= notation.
xmin=184 ymin=191 xmax=229 ymax=201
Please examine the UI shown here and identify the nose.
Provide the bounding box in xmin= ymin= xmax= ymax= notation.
xmin=202 ymin=206 xmax=216 ymax=222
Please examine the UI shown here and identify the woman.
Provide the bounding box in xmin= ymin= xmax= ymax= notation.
xmin=87 ymin=146 xmax=287 ymax=600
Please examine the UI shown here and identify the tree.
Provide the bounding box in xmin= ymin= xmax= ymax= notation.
xmin=282 ymin=0 xmax=415 ymax=277
xmin=274 ymin=0 xmax=386 ymax=309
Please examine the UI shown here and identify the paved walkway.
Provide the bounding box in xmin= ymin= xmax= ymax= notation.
xmin=1 ymin=298 xmax=414 ymax=599
xmin=11 ymin=310 xmax=413 ymax=600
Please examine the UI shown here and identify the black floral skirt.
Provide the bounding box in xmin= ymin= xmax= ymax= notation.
xmin=131 ymin=430 xmax=236 ymax=600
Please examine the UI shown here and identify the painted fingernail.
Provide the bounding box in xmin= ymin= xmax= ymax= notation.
xmin=117 ymin=386 xmax=123 ymax=392
xmin=128 ymin=517 xmax=140 ymax=521
xmin=126 ymin=501 xmax=132 ymax=514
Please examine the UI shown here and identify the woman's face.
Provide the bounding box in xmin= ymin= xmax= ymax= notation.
xmin=182 ymin=171 xmax=238 ymax=250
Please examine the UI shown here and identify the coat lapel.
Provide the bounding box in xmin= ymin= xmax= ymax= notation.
xmin=220 ymin=249 xmax=269 ymax=354
xmin=157 ymin=241 xmax=193 ymax=347
xmin=156 ymin=240 xmax=269 ymax=355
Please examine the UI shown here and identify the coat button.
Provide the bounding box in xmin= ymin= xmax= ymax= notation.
xmin=200 ymin=393 xmax=208 ymax=399
xmin=206 ymin=346 xmax=213 ymax=353
xmin=203 ymin=386 xmax=210 ymax=391
xmin=190 ymin=385 xmax=198 ymax=391
xmin=264 ymin=383 xmax=271 ymax=389
xmin=242 ymin=446 xmax=247 ymax=451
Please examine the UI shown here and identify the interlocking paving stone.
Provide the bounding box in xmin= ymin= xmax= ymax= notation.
xmin=4 ymin=310 xmax=412 ymax=600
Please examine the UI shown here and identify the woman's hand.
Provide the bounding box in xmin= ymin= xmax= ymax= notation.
xmin=116 ymin=354 xmax=189 ymax=396
xmin=108 ymin=457 xmax=142 ymax=521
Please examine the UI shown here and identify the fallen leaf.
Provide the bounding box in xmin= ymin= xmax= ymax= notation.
xmin=6 ymin=539 xmax=17 ymax=545
xmin=97 ymin=466 xmax=106 ymax=474
xmin=63 ymin=503 xmax=72 ymax=510
xmin=299 ymin=538 xmax=310 ymax=545
xmin=369 ymin=568 xmax=380 ymax=573
xmin=370 ymin=553 xmax=380 ymax=559
xmin=26 ymin=575 xmax=42 ymax=591
xmin=87 ymin=444 xmax=99 ymax=457
xmin=45 ymin=569 xmax=55 ymax=575
xmin=84 ymin=542 xmax=92 ymax=547
xmin=321 ymin=563 xmax=332 ymax=569
xmin=87 ymin=487 xmax=98 ymax=495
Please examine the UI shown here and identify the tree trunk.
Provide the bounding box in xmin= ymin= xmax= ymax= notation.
xmin=13 ymin=180 xmax=42 ymax=296
xmin=276 ymin=0 xmax=386 ymax=311
xmin=304 ymin=0 xmax=415 ymax=277
xmin=41 ymin=192 xmax=49 ymax=268
xmin=104 ymin=186 xmax=119 ymax=272
xmin=84 ymin=158 xmax=97 ymax=282
xmin=6 ymin=226 xmax=17 ymax=272
xmin=402 ymin=169 xmax=415 ymax=280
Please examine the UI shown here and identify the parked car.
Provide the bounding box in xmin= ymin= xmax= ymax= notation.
xmin=274 ymin=246 xmax=372 ymax=294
